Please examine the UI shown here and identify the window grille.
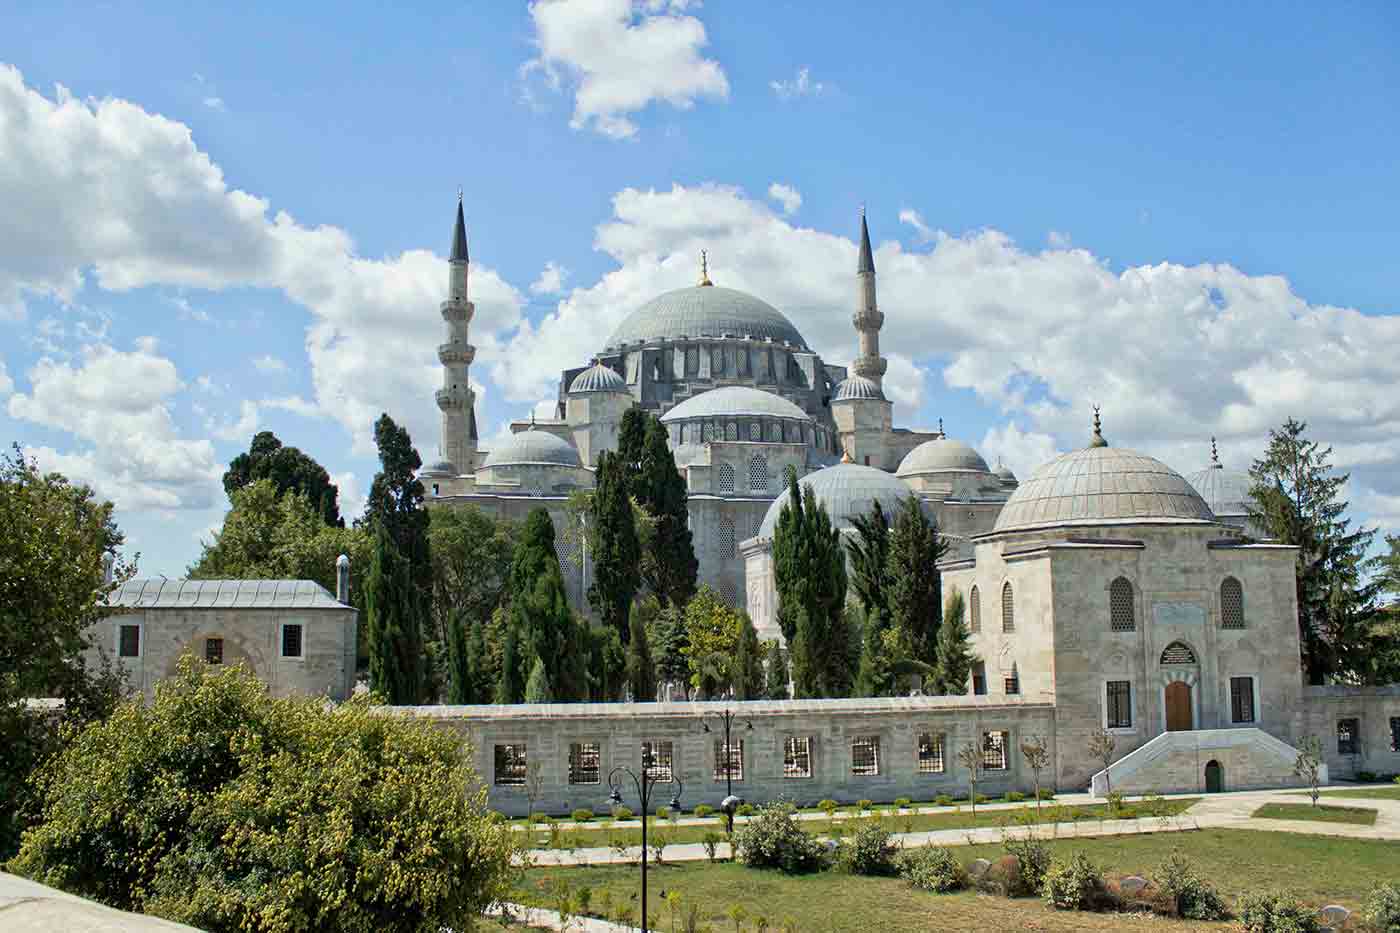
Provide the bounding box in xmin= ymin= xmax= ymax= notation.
xmin=1221 ymin=577 xmax=1245 ymax=629
xmin=118 ymin=624 xmax=141 ymax=658
xmin=748 ymin=454 xmax=768 ymax=492
xmin=713 ymin=740 xmax=744 ymax=781
xmin=527 ymin=485 xmax=543 ymax=498
xmin=1160 ymin=641 xmax=1196 ymax=665
xmin=725 ymin=422 xmax=738 ymax=441
xmin=851 ymin=735 xmax=881 ymax=776
xmin=970 ymin=586 xmax=981 ymax=633
xmin=749 ymin=422 xmax=762 ymax=441
xmin=1107 ymin=680 xmax=1132 ymax=728
xmin=719 ymin=517 xmax=736 ymax=558
xmin=748 ymin=512 xmax=764 ymax=539
xmin=1390 ymin=717 xmax=1400 ymax=753
xmin=972 ymin=662 xmax=987 ymax=696
xmin=1001 ymin=582 xmax=1015 ymax=633
xmin=784 ymin=737 xmax=812 ymax=778
xmin=1110 ymin=577 xmax=1135 ymax=631
xmin=1230 ymin=677 xmax=1255 ymax=724
xmin=685 ymin=348 xmax=698 ymax=374
xmin=1004 ymin=668 xmax=1020 ymax=695
xmin=917 ymin=732 xmax=945 ymax=773
xmin=1337 ymin=718 xmax=1359 ymax=756
xmin=569 ymin=742 xmax=600 ymax=784
xmin=711 ymin=348 xmax=724 ymax=373
xmin=641 ymin=741 xmax=674 ymax=782
xmin=718 ymin=464 xmax=736 ymax=493
xmin=703 ymin=422 xmax=715 ymax=443
xmin=719 ymin=579 xmax=738 ymax=605
xmin=493 ymin=744 xmax=527 ymax=786
xmin=982 ymin=731 xmax=1008 ymax=771
xmin=281 ymin=623 xmax=303 ymax=659
xmin=205 ymin=637 xmax=223 ymax=665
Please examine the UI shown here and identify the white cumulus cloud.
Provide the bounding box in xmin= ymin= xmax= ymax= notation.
xmin=767 ymin=182 xmax=802 ymax=215
xmin=770 ymin=67 xmax=825 ymax=100
xmin=530 ymin=260 xmax=569 ymax=295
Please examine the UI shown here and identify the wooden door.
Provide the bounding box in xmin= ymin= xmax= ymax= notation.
xmin=1165 ymin=681 xmax=1192 ymax=731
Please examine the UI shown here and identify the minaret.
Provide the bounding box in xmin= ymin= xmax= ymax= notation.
xmin=851 ymin=209 xmax=887 ymax=387
xmin=436 ymin=194 xmax=479 ymax=473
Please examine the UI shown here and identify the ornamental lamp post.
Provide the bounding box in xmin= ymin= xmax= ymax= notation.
xmin=701 ymin=708 xmax=753 ymax=833
xmin=608 ymin=766 xmax=682 ymax=933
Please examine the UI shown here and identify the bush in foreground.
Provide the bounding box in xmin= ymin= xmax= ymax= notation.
xmin=8 ymin=659 xmax=517 ymax=933
xmin=1042 ymin=852 xmax=1106 ymax=911
xmin=1154 ymin=850 xmax=1228 ymax=921
xmin=897 ymin=847 xmax=965 ymax=893
xmin=731 ymin=801 xmax=827 ymax=874
xmin=1364 ymin=881 xmax=1400 ymax=932
xmin=834 ymin=821 xmax=897 ymax=876
xmin=1237 ymin=891 xmax=1321 ymax=933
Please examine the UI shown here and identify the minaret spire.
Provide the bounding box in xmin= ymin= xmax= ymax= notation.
xmin=851 ymin=208 xmax=886 ymax=387
xmin=698 ymin=249 xmax=713 ymax=286
xmin=436 ymin=194 xmax=479 ymax=474
xmin=1210 ymin=436 xmax=1221 ymax=467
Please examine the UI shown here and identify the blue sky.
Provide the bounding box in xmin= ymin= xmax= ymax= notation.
xmin=2 ymin=0 xmax=1397 ymax=576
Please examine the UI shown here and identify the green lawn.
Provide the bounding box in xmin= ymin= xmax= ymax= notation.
xmin=517 ymin=799 xmax=1198 ymax=850
xmin=516 ymin=829 xmax=1400 ymax=932
xmin=1252 ymin=802 xmax=1378 ymax=825
xmin=1292 ymin=785 xmax=1400 ymax=801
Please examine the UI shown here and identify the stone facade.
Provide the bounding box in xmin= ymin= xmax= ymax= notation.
xmin=1296 ymin=685 xmax=1400 ymax=779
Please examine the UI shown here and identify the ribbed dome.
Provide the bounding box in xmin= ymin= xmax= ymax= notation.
xmin=994 ymin=462 xmax=1017 ymax=484
xmin=419 ymin=459 xmax=456 ymax=478
xmin=569 ymin=362 xmax=628 ymax=394
xmin=1187 ymin=464 xmax=1252 ymax=518
xmin=481 ymin=430 xmax=582 ymax=469
xmin=897 ymin=438 xmax=991 ymax=476
xmin=605 ymin=285 xmax=808 ymax=351
xmin=757 ymin=462 xmax=919 ymax=539
xmin=832 ymin=375 xmax=886 ymax=402
xmin=992 ymin=445 xmax=1216 ymax=533
xmin=661 ymin=385 xmax=812 ymax=423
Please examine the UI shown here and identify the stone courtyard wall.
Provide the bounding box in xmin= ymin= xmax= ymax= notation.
xmin=1298 ymin=685 xmax=1400 ymax=779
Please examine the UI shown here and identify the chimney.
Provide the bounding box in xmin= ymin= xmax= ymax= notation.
xmin=336 ymin=554 xmax=351 ymax=604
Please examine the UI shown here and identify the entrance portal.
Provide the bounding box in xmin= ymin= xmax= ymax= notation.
xmin=1165 ymin=681 xmax=1192 ymax=731
xmin=1205 ymin=759 xmax=1224 ymax=793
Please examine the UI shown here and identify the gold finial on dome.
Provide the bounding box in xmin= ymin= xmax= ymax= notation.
xmin=698 ymin=249 xmax=713 ymax=287
xmin=1211 ymin=436 xmax=1221 ymax=467
xmin=1089 ymin=405 xmax=1108 ymax=448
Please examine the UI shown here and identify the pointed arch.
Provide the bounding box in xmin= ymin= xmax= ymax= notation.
xmin=1001 ymin=581 xmax=1015 ymax=633
xmin=1110 ymin=577 xmax=1135 ymax=631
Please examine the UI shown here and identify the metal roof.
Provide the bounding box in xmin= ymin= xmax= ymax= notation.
xmin=480 ymin=429 xmax=582 ymax=469
xmin=857 ymin=213 xmax=875 ymax=275
xmin=660 ymin=385 xmax=811 ymax=423
xmin=568 ymin=362 xmax=628 ymax=394
xmin=450 ymin=199 xmax=469 ymax=263
xmin=109 ymin=579 xmax=349 ymax=610
xmin=896 ymin=437 xmax=991 ymax=476
xmin=757 ymin=461 xmax=921 ymax=538
xmin=605 ymin=285 xmax=808 ymax=351
xmin=1186 ymin=463 xmax=1252 ymax=518
xmin=832 ymin=375 xmax=886 ymax=402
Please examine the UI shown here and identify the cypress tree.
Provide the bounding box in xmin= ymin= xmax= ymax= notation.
xmin=888 ymin=496 xmax=947 ymax=670
xmin=524 ymin=656 xmax=552 ymax=703
xmin=732 ymin=612 xmax=765 ymax=700
xmin=771 ymin=471 xmax=850 ymax=697
xmin=365 ymin=521 xmax=423 ymax=704
xmin=935 ymin=589 xmax=976 ymax=695
xmin=446 ymin=607 xmax=472 ymax=704
xmin=495 ymin=623 xmax=524 ymax=704
xmin=588 ymin=451 xmax=640 ymax=643
xmin=509 ymin=509 xmax=578 ymax=698
xmin=467 ymin=619 xmax=491 ymax=703
xmin=763 ymin=643 xmax=790 ymax=699
xmin=626 ymin=603 xmax=657 ymax=701
xmin=651 ymin=605 xmax=691 ymax=696
xmin=847 ymin=500 xmax=892 ymax=620
xmin=770 ymin=469 xmax=809 ymax=644
xmin=637 ymin=417 xmax=698 ymax=606
xmin=588 ymin=625 xmax=627 ymax=701
xmin=854 ymin=604 xmax=895 ymax=697
xmin=615 ymin=407 xmax=650 ymax=475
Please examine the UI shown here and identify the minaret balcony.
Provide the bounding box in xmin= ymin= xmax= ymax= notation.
xmin=438 ymin=343 xmax=476 ymax=365
xmin=440 ymin=299 xmax=474 ymax=323
xmin=852 ymin=357 xmax=888 ymax=379
xmin=851 ymin=310 xmax=884 ymax=331
xmin=435 ymin=387 xmax=472 ymax=410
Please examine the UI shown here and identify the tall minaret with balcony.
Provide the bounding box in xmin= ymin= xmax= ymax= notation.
xmin=436 ymin=195 xmax=479 ymax=474
xmin=851 ymin=209 xmax=887 ymax=388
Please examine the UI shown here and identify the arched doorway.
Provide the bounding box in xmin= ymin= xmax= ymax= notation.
xmin=1205 ymin=759 xmax=1224 ymax=793
xmin=1165 ymin=681 xmax=1193 ymax=732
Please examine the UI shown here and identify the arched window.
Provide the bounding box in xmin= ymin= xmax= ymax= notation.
xmin=748 ymin=454 xmax=768 ymax=492
xmin=769 ymin=422 xmax=782 ymax=442
xmin=1001 ymin=582 xmax=1015 ymax=633
xmin=718 ymin=516 xmax=736 ymax=559
xmin=749 ymin=422 xmax=762 ymax=442
xmin=718 ymin=464 xmax=736 ymax=494
xmin=1221 ymin=577 xmax=1245 ymax=629
xmin=702 ymin=422 xmax=714 ymax=443
xmin=748 ymin=512 xmax=764 ymax=539
xmin=1160 ymin=641 xmax=1197 ymax=665
xmin=725 ymin=422 xmax=737 ymax=441
xmin=969 ymin=586 xmax=982 ymax=634
xmin=711 ymin=348 xmax=724 ymax=373
xmin=1110 ymin=577 xmax=1135 ymax=632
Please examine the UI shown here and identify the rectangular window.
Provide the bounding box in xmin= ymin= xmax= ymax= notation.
xmin=205 ymin=637 xmax=223 ymax=665
xmin=1004 ymin=672 xmax=1020 ymax=695
xmin=972 ymin=662 xmax=987 ymax=696
xmin=982 ymin=731 xmax=1008 ymax=771
xmin=783 ymin=736 xmax=812 ymax=778
xmin=1391 ymin=717 xmax=1400 ymax=754
xmin=568 ymin=742 xmax=600 ymax=785
xmin=1337 ymin=718 xmax=1360 ymax=756
xmin=281 ymin=623 xmax=303 ymax=659
xmin=642 ymin=740 xmax=673 ymax=783
xmin=1106 ymin=680 xmax=1132 ymax=729
xmin=493 ymin=744 xmax=527 ymax=786
xmin=118 ymin=624 xmax=141 ymax=659
xmin=1230 ymin=677 xmax=1256 ymax=724
xmin=713 ymin=740 xmax=744 ymax=782
xmin=851 ymin=735 xmax=881 ymax=776
xmin=917 ymin=732 xmax=945 ymax=773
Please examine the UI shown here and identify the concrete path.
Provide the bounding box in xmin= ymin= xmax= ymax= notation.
xmin=488 ymin=901 xmax=636 ymax=932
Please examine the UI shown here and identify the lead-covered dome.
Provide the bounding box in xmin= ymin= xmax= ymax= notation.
xmin=661 ymin=385 xmax=811 ymax=422
xmin=605 ymin=285 xmax=808 ymax=351
xmin=569 ymin=362 xmax=628 ymax=394
xmin=481 ymin=430 xmax=582 ymax=469
xmin=832 ymin=375 xmax=886 ymax=402
xmin=992 ymin=445 xmax=1216 ymax=533
xmin=1187 ymin=463 xmax=1252 ymax=519
xmin=757 ymin=461 xmax=920 ymax=539
xmin=897 ymin=438 xmax=992 ymax=477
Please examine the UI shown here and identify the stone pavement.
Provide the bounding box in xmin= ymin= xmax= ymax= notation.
xmin=0 ymin=872 xmax=203 ymax=932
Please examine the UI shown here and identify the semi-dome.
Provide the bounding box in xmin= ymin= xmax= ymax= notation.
xmin=1187 ymin=463 xmax=1252 ymax=518
xmin=832 ymin=375 xmax=886 ymax=402
xmin=481 ymin=430 xmax=582 ymax=469
xmin=569 ymin=362 xmax=628 ymax=394
xmin=897 ymin=438 xmax=992 ymax=476
xmin=992 ymin=445 xmax=1216 ymax=534
xmin=660 ymin=385 xmax=812 ymax=423
xmin=605 ymin=285 xmax=809 ymax=351
xmin=757 ymin=461 xmax=920 ymax=539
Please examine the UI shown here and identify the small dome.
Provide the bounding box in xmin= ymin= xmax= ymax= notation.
xmin=992 ymin=445 xmax=1216 ymax=534
xmin=897 ymin=438 xmax=992 ymax=477
xmin=660 ymin=386 xmax=812 ymax=423
xmin=994 ymin=461 xmax=1018 ymax=484
xmin=832 ymin=375 xmax=886 ymax=402
xmin=569 ymin=362 xmax=628 ymax=394
xmin=419 ymin=459 xmax=456 ymax=478
xmin=1187 ymin=463 xmax=1252 ymax=518
xmin=605 ymin=285 xmax=808 ymax=351
xmin=481 ymin=430 xmax=582 ymax=469
xmin=757 ymin=462 xmax=920 ymax=539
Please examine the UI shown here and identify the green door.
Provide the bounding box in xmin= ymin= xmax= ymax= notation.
xmin=1204 ymin=760 xmax=1224 ymax=793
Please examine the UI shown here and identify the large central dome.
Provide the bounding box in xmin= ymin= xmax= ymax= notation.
xmin=605 ymin=285 xmax=809 ymax=351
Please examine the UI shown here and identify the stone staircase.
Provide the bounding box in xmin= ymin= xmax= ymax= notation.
xmin=1090 ymin=728 xmax=1325 ymax=796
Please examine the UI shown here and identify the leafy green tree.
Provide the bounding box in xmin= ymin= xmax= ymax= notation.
xmin=771 ymin=470 xmax=850 ymax=697
xmin=888 ymin=496 xmax=948 ymax=670
xmin=509 ymin=509 xmax=580 ymax=699
xmin=1246 ymin=418 xmax=1382 ymax=683
xmin=11 ymin=660 xmax=517 ymax=932
xmin=847 ymin=500 xmax=892 ymax=620
xmin=496 ymin=623 xmax=525 ymax=704
xmin=223 ymin=430 xmax=342 ymax=526
xmin=587 ymin=624 xmax=627 ymax=702
xmin=427 ymin=505 xmax=514 ymax=654
xmin=363 ymin=413 xmax=432 ymax=595
xmin=626 ymin=603 xmax=657 ymax=701
xmin=446 ymin=608 xmax=473 ymax=704
xmin=763 ymin=643 xmax=790 ymax=699
xmin=732 ymin=612 xmax=766 ymax=700
xmin=935 ymin=589 xmax=976 ymax=694
xmin=365 ymin=522 xmax=424 ymax=704
xmin=649 ymin=604 xmax=691 ymax=695
xmin=636 ymin=417 xmax=698 ymax=606
xmin=588 ymin=451 xmax=641 ymax=642
xmin=681 ymin=586 xmax=748 ymax=697
xmin=524 ymin=656 xmax=552 ymax=703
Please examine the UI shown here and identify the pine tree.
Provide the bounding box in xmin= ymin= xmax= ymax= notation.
xmin=524 ymin=656 xmax=552 ymax=703
xmin=732 ymin=612 xmax=765 ymax=700
xmin=365 ymin=522 xmax=423 ymax=704
xmin=847 ymin=501 xmax=892 ymax=620
xmin=763 ymin=643 xmax=790 ymax=699
xmin=854 ymin=604 xmax=895 ymax=697
xmin=626 ymin=603 xmax=657 ymax=701
xmin=495 ymin=623 xmax=524 ymax=704
xmin=1246 ymin=418 xmax=1381 ymax=683
xmin=637 ymin=417 xmax=698 ymax=606
xmin=888 ymin=496 xmax=947 ymax=670
xmin=935 ymin=589 xmax=976 ymax=695
xmin=587 ymin=624 xmax=627 ymax=701
xmin=588 ymin=451 xmax=641 ymax=642
xmin=446 ymin=607 xmax=472 ymax=704
xmin=651 ymin=604 xmax=691 ymax=696
xmin=509 ymin=509 xmax=578 ymax=698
